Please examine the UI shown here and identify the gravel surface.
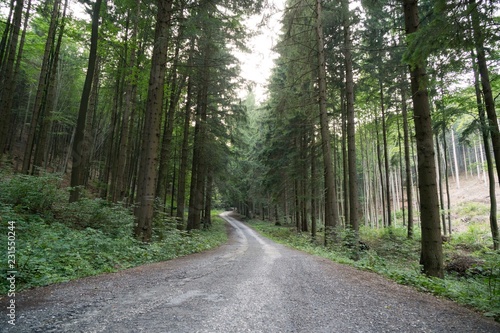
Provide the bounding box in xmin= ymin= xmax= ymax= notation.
xmin=2 ymin=212 xmax=499 ymax=332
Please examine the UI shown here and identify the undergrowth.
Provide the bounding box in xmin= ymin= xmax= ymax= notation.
xmin=0 ymin=172 xmax=227 ymax=294
xmin=247 ymin=219 xmax=500 ymax=322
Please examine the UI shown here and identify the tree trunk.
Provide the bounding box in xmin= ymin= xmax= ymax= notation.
xmin=0 ymin=0 xmax=14 ymax=71
xmin=134 ymin=0 xmax=173 ymax=241
xmin=396 ymin=110 xmax=406 ymax=227
xmin=203 ymin=171 xmax=213 ymax=228
xmin=156 ymin=30 xmax=186 ymax=206
xmin=442 ymin=124 xmax=452 ymax=236
xmin=436 ymin=134 xmax=446 ymax=235
xmin=451 ymin=129 xmax=460 ymax=189
xmin=311 ymin=135 xmax=317 ymax=240
xmin=402 ymin=0 xmax=444 ymax=278
xmin=316 ymin=0 xmax=340 ymax=244
xmin=470 ymin=0 xmax=500 ymax=186
xmin=374 ymin=113 xmax=386 ymax=226
xmin=33 ymin=0 xmax=68 ymax=173
xmin=176 ymin=74 xmax=193 ymax=228
xmin=380 ymin=81 xmax=391 ymax=227
xmin=21 ymin=0 xmax=61 ymax=173
xmin=343 ymin=0 xmax=358 ymax=234
xmin=69 ymin=0 xmax=103 ymax=202
xmin=0 ymin=0 xmax=24 ymax=156
xmin=472 ymin=52 xmax=499 ymax=250
xmin=113 ymin=0 xmax=140 ymax=203
xmin=187 ymin=80 xmax=209 ymax=231
xmin=341 ymin=86 xmax=349 ymax=226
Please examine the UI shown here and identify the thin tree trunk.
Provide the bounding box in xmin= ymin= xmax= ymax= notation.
xmin=33 ymin=0 xmax=68 ymax=173
xmin=156 ymin=29 xmax=186 ymax=205
xmin=21 ymin=0 xmax=61 ymax=173
xmin=436 ymin=134 xmax=446 ymax=235
xmin=341 ymin=87 xmax=349 ymax=226
xmin=442 ymin=125 xmax=452 ymax=236
xmin=375 ymin=113 xmax=386 ymax=226
xmin=113 ymin=0 xmax=140 ymax=203
xmin=397 ymin=110 xmax=406 ymax=226
xmin=470 ymin=0 xmax=500 ymax=187
xmin=380 ymin=81 xmax=391 ymax=227
xmin=311 ymin=135 xmax=317 ymax=240
xmin=451 ymin=129 xmax=460 ymax=189
xmin=343 ymin=0 xmax=359 ymax=234
xmin=203 ymin=171 xmax=213 ymax=228
xmin=472 ymin=51 xmax=499 ymax=250
xmin=176 ymin=74 xmax=193 ymax=228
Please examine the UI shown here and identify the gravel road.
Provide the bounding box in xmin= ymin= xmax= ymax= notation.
xmin=2 ymin=212 xmax=500 ymax=332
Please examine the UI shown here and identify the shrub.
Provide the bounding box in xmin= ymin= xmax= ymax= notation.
xmin=57 ymin=198 xmax=135 ymax=238
xmin=0 ymin=173 xmax=65 ymax=214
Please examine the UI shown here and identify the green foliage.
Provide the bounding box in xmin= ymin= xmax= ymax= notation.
xmin=0 ymin=174 xmax=227 ymax=294
xmin=58 ymin=198 xmax=135 ymax=238
xmin=455 ymin=201 xmax=490 ymax=217
xmin=0 ymin=172 xmax=65 ymax=214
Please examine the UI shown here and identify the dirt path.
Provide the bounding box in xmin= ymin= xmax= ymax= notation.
xmin=2 ymin=212 xmax=499 ymax=332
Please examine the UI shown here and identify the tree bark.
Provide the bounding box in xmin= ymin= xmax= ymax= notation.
xmin=113 ymin=0 xmax=140 ymax=202
xmin=134 ymin=0 xmax=173 ymax=241
xmin=380 ymin=81 xmax=391 ymax=227
xmin=176 ymin=74 xmax=193 ymax=228
xmin=402 ymin=0 xmax=443 ymax=278
xmin=33 ymin=0 xmax=68 ymax=173
xmin=472 ymin=52 xmax=499 ymax=250
xmin=316 ymin=0 xmax=340 ymax=244
xmin=156 ymin=29 xmax=186 ymax=206
xmin=0 ymin=0 xmax=24 ymax=156
xmin=69 ymin=0 xmax=103 ymax=202
xmin=311 ymin=134 xmax=317 ymax=240
xmin=470 ymin=0 xmax=500 ymax=186
xmin=342 ymin=0 xmax=358 ymax=235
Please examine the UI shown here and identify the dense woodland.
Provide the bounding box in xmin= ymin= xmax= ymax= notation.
xmin=0 ymin=0 xmax=499 ymax=281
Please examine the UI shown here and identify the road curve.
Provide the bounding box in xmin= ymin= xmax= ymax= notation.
xmin=2 ymin=212 xmax=499 ymax=332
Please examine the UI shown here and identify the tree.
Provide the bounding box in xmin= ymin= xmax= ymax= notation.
xmin=69 ymin=0 xmax=104 ymax=202
xmin=402 ymin=0 xmax=443 ymax=278
xmin=316 ymin=0 xmax=340 ymax=243
xmin=0 ymin=0 xmax=24 ymax=156
xmin=342 ymin=0 xmax=359 ymax=234
xmin=134 ymin=0 xmax=174 ymax=242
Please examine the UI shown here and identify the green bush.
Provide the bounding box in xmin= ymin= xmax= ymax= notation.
xmin=0 ymin=172 xmax=228 ymax=294
xmin=57 ymin=198 xmax=135 ymax=238
xmin=0 ymin=172 xmax=65 ymax=214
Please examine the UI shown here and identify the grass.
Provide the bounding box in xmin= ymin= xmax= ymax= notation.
xmin=0 ymin=172 xmax=227 ymax=294
xmin=246 ymin=218 xmax=500 ymax=322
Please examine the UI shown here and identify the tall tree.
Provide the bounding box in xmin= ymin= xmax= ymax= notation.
xmin=342 ymin=0 xmax=359 ymax=234
xmin=134 ymin=0 xmax=174 ymax=241
xmin=316 ymin=0 xmax=340 ymax=243
xmin=0 ymin=0 xmax=25 ymax=157
xmin=69 ymin=0 xmax=104 ymax=202
xmin=402 ymin=0 xmax=443 ymax=278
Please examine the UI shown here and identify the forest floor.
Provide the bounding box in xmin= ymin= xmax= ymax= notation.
xmin=434 ymin=175 xmax=495 ymax=233
xmin=3 ymin=212 xmax=499 ymax=333
xmin=449 ymin=176 xmax=494 ymax=205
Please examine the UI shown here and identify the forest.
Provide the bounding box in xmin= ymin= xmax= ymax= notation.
xmin=0 ymin=0 xmax=499 ymax=319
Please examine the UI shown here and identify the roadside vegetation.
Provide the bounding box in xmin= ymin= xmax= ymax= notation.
xmin=0 ymin=171 xmax=227 ymax=294
xmin=245 ymin=213 xmax=500 ymax=322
